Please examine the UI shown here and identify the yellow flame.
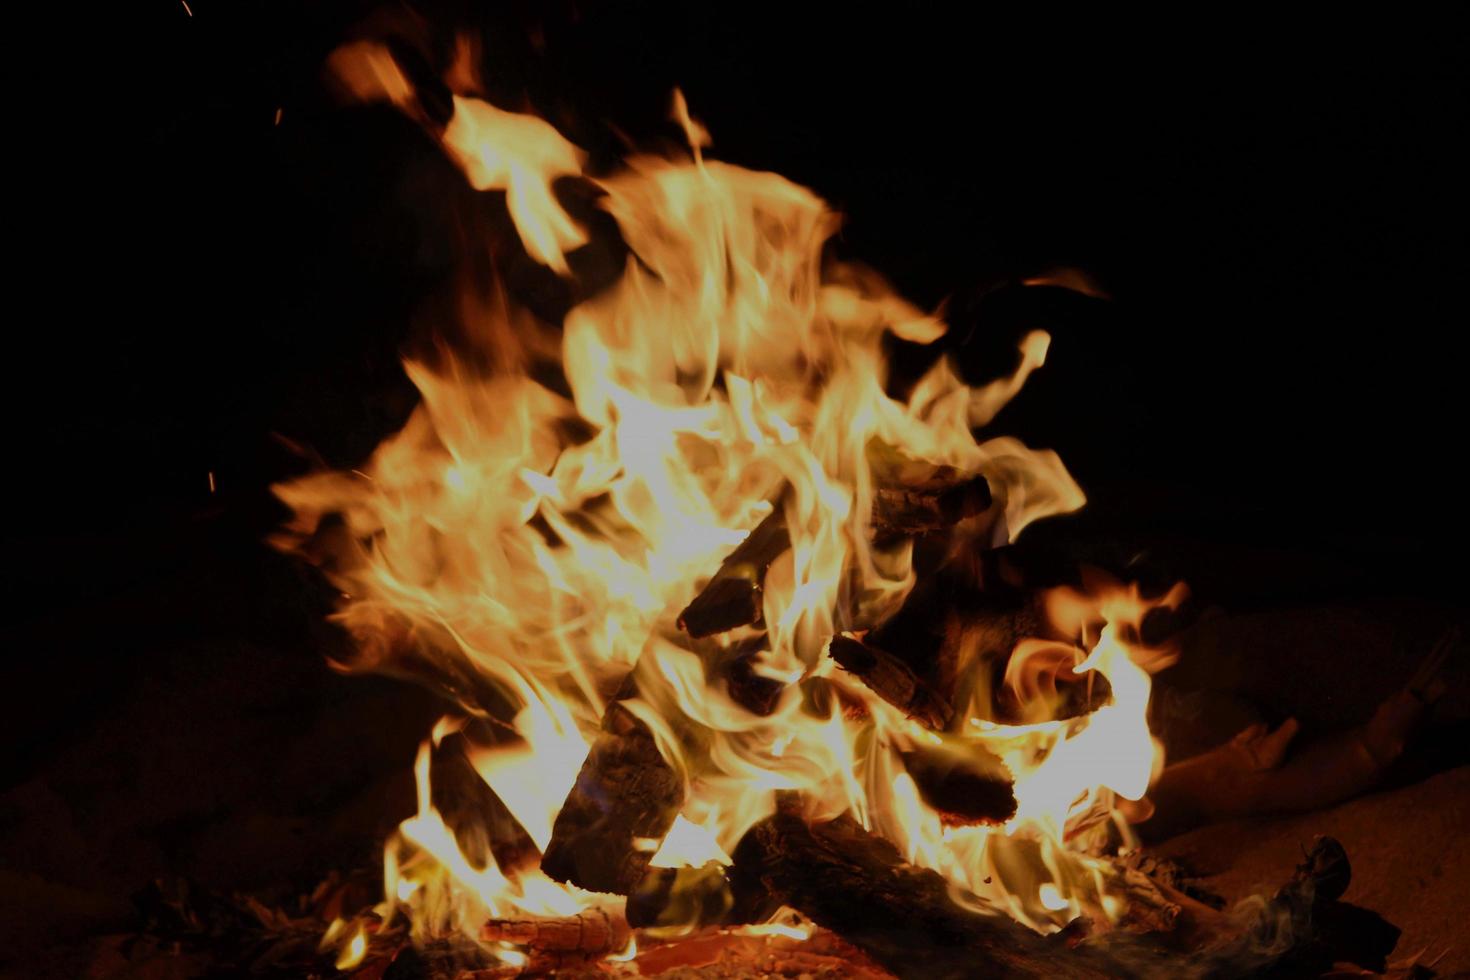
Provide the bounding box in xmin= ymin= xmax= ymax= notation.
xmin=333 ymin=921 xmax=368 ymax=971
xmin=281 ymin=55 xmax=1180 ymax=953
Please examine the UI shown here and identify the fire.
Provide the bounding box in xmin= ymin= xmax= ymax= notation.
xmin=283 ymin=38 xmax=1186 ymax=966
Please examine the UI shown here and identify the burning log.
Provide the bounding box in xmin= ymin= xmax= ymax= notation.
xmin=707 ymin=635 xmax=786 ymax=716
xmin=678 ymin=465 xmax=992 ymax=639
xmin=870 ymin=468 xmax=993 ymax=537
xmin=430 ymin=732 xmax=538 ymax=876
xmin=625 ymin=862 xmax=734 ymax=929
xmin=677 ymin=507 xmax=789 ymax=638
xmin=897 ymin=742 xmax=1016 ymax=826
xmin=728 ymin=806 xmax=1116 ymax=980
xmin=828 ymin=633 xmax=953 ymax=730
xmin=539 ymin=693 xmax=684 ymax=895
xmin=479 ymin=906 xmax=630 ymax=955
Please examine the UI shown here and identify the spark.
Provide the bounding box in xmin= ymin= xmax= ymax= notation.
xmin=180 ymin=0 xmax=192 ymax=15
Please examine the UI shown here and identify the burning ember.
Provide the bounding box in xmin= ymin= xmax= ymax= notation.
xmin=252 ymin=32 xmax=1441 ymax=980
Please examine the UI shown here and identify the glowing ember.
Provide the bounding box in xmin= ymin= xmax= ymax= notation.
xmin=281 ymin=37 xmax=1187 ymax=968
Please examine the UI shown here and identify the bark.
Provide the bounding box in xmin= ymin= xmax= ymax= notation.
xmin=679 ymin=467 xmax=992 ymax=639
xmin=897 ymin=743 xmax=1017 ymax=826
xmin=728 ymin=807 xmax=1115 ymax=980
xmin=539 ymin=695 xmax=684 ymax=895
xmin=479 ymin=907 xmax=629 ymax=954
xmin=828 ymin=634 xmax=953 ymax=731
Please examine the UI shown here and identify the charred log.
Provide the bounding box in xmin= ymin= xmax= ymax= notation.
xmin=539 ymin=694 xmax=684 ymax=895
xmin=679 ymin=467 xmax=993 ymax=639
xmin=429 ymin=732 xmax=537 ymax=876
xmin=728 ymin=807 xmax=1115 ymax=980
xmin=702 ymin=635 xmax=787 ymax=716
xmin=828 ymin=634 xmax=953 ymax=730
xmin=897 ymin=742 xmax=1016 ymax=826
xmin=677 ymin=508 xmax=789 ymax=638
xmin=871 ymin=469 xmax=992 ymax=537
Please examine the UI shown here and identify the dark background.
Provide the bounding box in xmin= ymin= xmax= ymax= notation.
xmin=4 ymin=2 xmax=1468 ymax=959
xmin=43 ymin=4 xmax=1469 ymax=561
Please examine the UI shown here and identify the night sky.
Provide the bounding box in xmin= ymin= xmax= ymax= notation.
xmin=10 ymin=5 xmax=1468 ymax=746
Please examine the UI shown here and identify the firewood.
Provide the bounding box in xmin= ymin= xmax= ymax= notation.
xmin=897 ymin=741 xmax=1016 ymax=826
xmin=828 ymin=634 xmax=954 ymax=730
xmin=728 ymin=805 xmax=1116 ymax=980
xmin=870 ymin=469 xmax=992 ymax=537
xmin=539 ymin=693 xmax=684 ymax=895
xmin=678 ymin=466 xmax=992 ymax=639
xmin=625 ymin=862 xmax=734 ymax=929
xmin=429 ymin=733 xmax=538 ymax=877
xmin=479 ymin=906 xmax=629 ymax=954
xmin=707 ymin=635 xmax=786 ymax=716
xmin=677 ymin=507 xmax=788 ymax=638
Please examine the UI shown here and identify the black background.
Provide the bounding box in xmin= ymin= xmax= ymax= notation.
xmin=2 ymin=6 xmax=1468 ymax=962
xmin=9 ymin=3 xmax=1468 ymax=773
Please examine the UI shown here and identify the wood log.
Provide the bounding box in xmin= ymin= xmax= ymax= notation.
xmin=677 ymin=507 xmax=789 ymax=638
xmin=479 ymin=906 xmax=629 ymax=954
xmin=539 ymin=693 xmax=684 ymax=895
xmin=679 ymin=466 xmax=992 ymax=639
xmin=730 ymin=806 xmax=1396 ymax=980
xmin=707 ymin=635 xmax=786 ymax=716
xmin=429 ymin=732 xmax=538 ymax=877
xmin=897 ymin=742 xmax=1016 ymax=826
xmin=828 ymin=634 xmax=953 ymax=730
xmin=728 ymin=806 xmax=1116 ymax=980
xmin=871 ymin=469 xmax=992 ymax=537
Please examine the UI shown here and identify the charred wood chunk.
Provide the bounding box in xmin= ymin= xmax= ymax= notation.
xmin=898 ymin=742 xmax=1016 ymax=826
xmin=1198 ymin=836 xmax=1401 ymax=977
xmin=729 ymin=807 xmax=1113 ymax=980
xmin=539 ymin=700 xmax=683 ymax=895
xmin=707 ymin=636 xmax=786 ymax=716
xmin=871 ymin=469 xmax=992 ymax=536
xmin=677 ymin=508 xmax=789 ymax=638
xmin=828 ymin=634 xmax=953 ymax=731
xmin=679 ymin=465 xmax=993 ymax=641
xmin=429 ymin=732 xmax=537 ymax=876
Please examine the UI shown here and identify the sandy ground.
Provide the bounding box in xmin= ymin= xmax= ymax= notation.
xmin=1155 ymin=765 xmax=1470 ymax=975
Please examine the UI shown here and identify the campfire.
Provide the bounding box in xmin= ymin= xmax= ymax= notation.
xmin=231 ymin=29 xmax=1452 ymax=980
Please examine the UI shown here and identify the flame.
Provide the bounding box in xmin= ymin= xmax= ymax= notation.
xmin=280 ymin=40 xmax=1186 ymax=960
xmin=332 ymin=920 xmax=368 ymax=971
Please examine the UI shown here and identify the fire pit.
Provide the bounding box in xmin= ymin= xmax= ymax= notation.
xmin=11 ymin=7 xmax=1467 ymax=980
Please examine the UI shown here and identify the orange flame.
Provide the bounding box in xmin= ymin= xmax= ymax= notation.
xmin=291 ymin=41 xmax=1180 ymax=959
